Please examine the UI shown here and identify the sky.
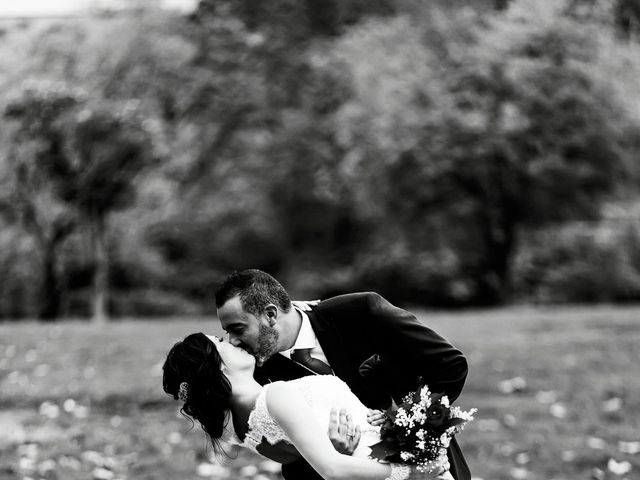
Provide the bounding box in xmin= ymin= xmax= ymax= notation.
xmin=0 ymin=0 xmax=198 ymax=17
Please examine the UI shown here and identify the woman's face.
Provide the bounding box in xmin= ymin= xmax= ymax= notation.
xmin=206 ymin=335 xmax=256 ymax=372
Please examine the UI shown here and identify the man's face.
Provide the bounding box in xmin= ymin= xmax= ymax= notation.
xmin=217 ymin=295 xmax=279 ymax=367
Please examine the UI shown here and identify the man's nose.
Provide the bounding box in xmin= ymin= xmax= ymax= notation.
xmin=228 ymin=336 xmax=242 ymax=347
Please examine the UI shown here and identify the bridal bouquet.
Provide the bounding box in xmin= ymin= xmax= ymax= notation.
xmin=369 ymin=386 xmax=477 ymax=472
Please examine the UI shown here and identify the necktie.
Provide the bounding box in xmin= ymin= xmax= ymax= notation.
xmin=290 ymin=348 xmax=333 ymax=375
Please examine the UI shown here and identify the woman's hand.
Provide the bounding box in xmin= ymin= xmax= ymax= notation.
xmin=408 ymin=457 xmax=451 ymax=479
xmin=328 ymin=407 xmax=361 ymax=455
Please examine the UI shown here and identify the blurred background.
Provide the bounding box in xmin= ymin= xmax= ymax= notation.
xmin=0 ymin=0 xmax=639 ymax=479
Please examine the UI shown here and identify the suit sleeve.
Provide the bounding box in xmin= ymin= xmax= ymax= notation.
xmin=366 ymin=292 xmax=468 ymax=402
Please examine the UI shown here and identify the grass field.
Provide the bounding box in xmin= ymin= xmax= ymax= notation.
xmin=0 ymin=306 xmax=638 ymax=480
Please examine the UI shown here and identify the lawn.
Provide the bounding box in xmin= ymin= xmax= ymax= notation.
xmin=0 ymin=306 xmax=638 ymax=480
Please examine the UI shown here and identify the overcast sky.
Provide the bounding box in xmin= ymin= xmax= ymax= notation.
xmin=0 ymin=0 xmax=198 ymax=17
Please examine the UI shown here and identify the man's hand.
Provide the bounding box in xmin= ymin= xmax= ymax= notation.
xmin=292 ymin=300 xmax=320 ymax=311
xmin=366 ymin=409 xmax=386 ymax=427
xmin=327 ymin=407 xmax=361 ymax=455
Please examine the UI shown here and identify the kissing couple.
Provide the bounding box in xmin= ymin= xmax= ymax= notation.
xmin=163 ymin=269 xmax=471 ymax=480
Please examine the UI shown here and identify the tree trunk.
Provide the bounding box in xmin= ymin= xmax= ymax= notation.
xmin=38 ymin=218 xmax=76 ymax=321
xmin=615 ymin=0 xmax=640 ymax=40
xmin=38 ymin=240 xmax=61 ymax=321
xmin=91 ymin=214 xmax=108 ymax=324
xmin=473 ymin=199 xmax=517 ymax=306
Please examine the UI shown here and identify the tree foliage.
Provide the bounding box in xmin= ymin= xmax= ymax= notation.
xmin=327 ymin=1 xmax=636 ymax=303
xmin=1 ymin=0 xmax=640 ymax=318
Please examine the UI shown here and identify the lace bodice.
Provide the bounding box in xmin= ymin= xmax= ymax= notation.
xmin=240 ymin=375 xmax=380 ymax=458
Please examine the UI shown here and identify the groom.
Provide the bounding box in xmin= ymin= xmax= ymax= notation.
xmin=216 ymin=269 xmax=470 ymax=480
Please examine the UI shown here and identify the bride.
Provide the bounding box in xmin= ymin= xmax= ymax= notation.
xmin=162 ymin=333 xmax=452 ymax=480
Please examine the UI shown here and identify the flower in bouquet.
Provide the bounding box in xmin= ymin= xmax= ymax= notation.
xmin=369 ymin=385 xmax=477 ymax=472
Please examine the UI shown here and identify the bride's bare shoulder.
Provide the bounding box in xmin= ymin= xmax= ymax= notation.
xmin=265 ymin=380 xmax=296 ymax=405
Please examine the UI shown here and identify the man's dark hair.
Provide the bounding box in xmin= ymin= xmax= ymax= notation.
xmin=215 ymin=269 xmax=291 ymax=316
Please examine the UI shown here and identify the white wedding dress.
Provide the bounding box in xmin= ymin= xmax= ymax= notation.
xmin=240 ymin=375 xmax=381 ymax=459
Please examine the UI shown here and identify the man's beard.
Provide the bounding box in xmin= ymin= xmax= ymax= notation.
xmin=254 ymin=322 xmax=278 ymax=367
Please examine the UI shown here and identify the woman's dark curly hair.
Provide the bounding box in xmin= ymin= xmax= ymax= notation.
xmin=162 ymin=333 xmax=232 ymax=450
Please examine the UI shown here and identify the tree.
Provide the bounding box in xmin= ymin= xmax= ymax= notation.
xmin=5 ymin=83 xmax=156 ymax=322
xmin=331 ymin=2 xmax=635 ymax=304
xmin=3 ymin=84 xmax=80 ymax=319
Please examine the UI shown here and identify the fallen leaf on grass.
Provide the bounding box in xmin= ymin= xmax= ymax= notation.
xmin=7 ymin=371 xmax=29 ymax=386
xmin=63 ymin=398 xmax=77 ymax=412
xmin=82 ymin=451 xmax=104 ymax=464
xmin=17 ymin=443 xmax=39 ymax=459
xmin=37 ymin=459 xmax=57 ymax=475
xmin=19 ymin=457 xmax=35 ymax=471
xmin=618 ymin=441 xmax=640 ymax=455
xmin=549 ymin=403 xmax=567 ymax=419
xmin=608 ymin=458 xmax=632 ymax=475
xmin=240 ymin=465 xmax=258 ymax=476
xmin=510 ymin=467 xmax=529 ymax=479
xmin=498 ymin=377 xmax=527 ymax=394
xmin=477 ymin=419 xmax=500 ymax=432
xmin=73 ymin=404 xmax=90 ymax=419
xmin=587 ymin=437 xmax=606 ymax=450
xmin=196 ymin=462 xmax=228 ymax=477
xmin=33 ymin=364 xmax=51 ymax=377
xmin=92 ymin=466 xmax=115 ymax=480
xmin=81 ymin=451 xmax=116 ymax=469
xmin=259 ymin=460 xmax=281 ymax=474
xmin=38 ymin=401 xmax=60 ymax=419
xmin=5 ymin=345 xmax=16 ymax=358
xmin=499 ymin=443 xmax=516 ymax=456
xmin=25 ymin=350 xmax=37 ymax=363
xmin=167 ymin=432 xmax=183 ymax=445
xmin=534 ymin=390 xmax=557 ymax=404
xmin=59 ymin=455 xmax=81 ymax=471
xmin=503 ymin=414 xmax=517 ymax=427
xmin=602 ymin=397 xmax=623 ymax=413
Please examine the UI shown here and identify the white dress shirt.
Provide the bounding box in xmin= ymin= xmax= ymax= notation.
xmin=279 ymin=306 xmax=332 ymax=371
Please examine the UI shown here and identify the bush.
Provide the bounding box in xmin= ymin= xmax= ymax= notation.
xmin=514 ymin=216 xmax=640 ymax=303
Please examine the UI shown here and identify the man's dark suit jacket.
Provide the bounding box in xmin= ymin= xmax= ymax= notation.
xmin=253 ymin=292 xmax=470 ymax=480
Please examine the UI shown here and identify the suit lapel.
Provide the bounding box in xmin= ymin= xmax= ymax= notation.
xmin=308 ymin=308 xmax=361 ymax=391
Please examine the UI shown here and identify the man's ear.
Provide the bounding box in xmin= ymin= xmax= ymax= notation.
xmin=264 ymin=304 xmax=278 ymax=326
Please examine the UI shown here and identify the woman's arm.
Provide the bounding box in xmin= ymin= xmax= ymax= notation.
xmin=255 ymin=440 xmax=302 ymax=464
xmin=266 ymin=382 xmax=444 ymax=480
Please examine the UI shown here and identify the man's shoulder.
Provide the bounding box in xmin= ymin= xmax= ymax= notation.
xmin=315 ymin=292 xmax=383 ymax=311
